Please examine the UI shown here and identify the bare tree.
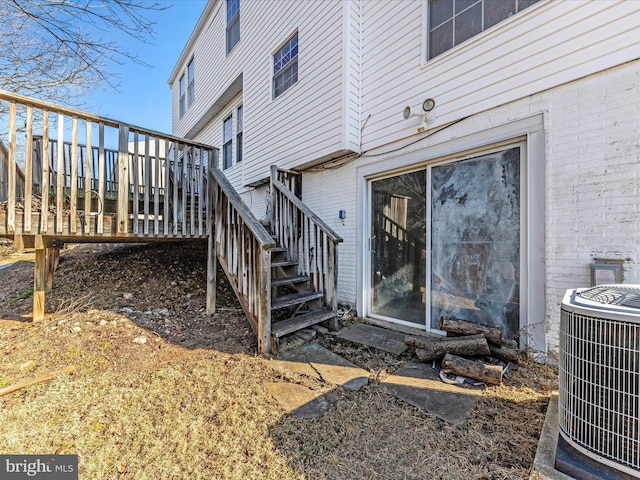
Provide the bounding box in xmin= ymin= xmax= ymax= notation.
xmin=0 ymin=0 xmax=166 ymax=105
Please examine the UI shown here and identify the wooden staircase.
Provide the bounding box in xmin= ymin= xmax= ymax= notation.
xmin=269 ymin=242 xmax=336 ymax=353
xmin=206 ymin=165 xmax=342 ymax=355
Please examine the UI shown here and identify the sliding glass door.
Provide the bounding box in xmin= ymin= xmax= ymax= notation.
xmin=370 ymin=170 xmax=427 ymax=326
xmin=368 ymin=146 xmax=522 ymax=337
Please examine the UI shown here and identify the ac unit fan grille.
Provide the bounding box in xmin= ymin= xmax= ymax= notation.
xmin=559 ymin=308 xmax=640 ymax=475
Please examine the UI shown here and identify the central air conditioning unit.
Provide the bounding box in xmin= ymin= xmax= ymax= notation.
xmin=558 ymin=285 xmax=640 ymax=479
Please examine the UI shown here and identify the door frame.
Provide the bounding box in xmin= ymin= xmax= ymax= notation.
xmin=356 ymin=114 xmax=546 ymax=353
xmin=365 ymin=168 xmax=429 ymax=331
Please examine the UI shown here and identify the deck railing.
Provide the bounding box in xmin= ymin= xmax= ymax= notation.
xmin=270 ymin=166 xmax=342 ymax=314
xmin=0 ymin=89 xmax=215 ymax=238
xmin=208 ymin=167 xmax=275 ymax=353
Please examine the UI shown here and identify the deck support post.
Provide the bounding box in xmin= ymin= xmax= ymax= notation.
xmin=46 ymin=246 xmax=61 ymax=291
xmin=33 ymin=238 xmax=47 ymax=321
xmin=32 ymin=236 xmax=59 ymax=321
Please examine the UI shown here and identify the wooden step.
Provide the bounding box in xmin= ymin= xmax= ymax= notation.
xmin=271 ymin=259 xmax=298 ymax=268
xmin=271 ymin=308 xmax=336 ymax=338
xmin=271 ymin=275 xmax=309 ymax=287
xmin=271 ymin=247 xmax=288 ymax=255
xmin=271 ymin=291 xmax=323 ymax=310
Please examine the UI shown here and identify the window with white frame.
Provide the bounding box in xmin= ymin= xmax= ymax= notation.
xmin=427 ymin=0 xmax=541 ymax=60
xmin=236 ymin=105 xmax=243 ymax=163
xmin=187 ymin=58 xmax=195 ymax=107
xmin=179 ymin=74 xmax=186 ymax=117
xmin=273 ymin=32 xmax=298 ymax=99
xmin=223 ymin=115 xmax=233 ymax=170
xmin=226 ymin=0 xmax=240 ymax=54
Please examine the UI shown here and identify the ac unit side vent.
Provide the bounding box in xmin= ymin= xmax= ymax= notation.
xmin=559 ymin=285 xmax=640 ymax=479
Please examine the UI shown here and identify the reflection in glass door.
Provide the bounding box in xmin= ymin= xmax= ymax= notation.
xmin=370 ymin=171 xmax=427 ymax=326
xmin=430 ymin=147 xmax=521 ymax=338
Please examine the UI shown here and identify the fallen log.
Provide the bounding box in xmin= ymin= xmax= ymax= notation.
xmin=441 ymin=353 xmax=503 ymax=385
xmin=439 ymin=316 xmax=502 ymax=346
xmin=406 ymin=333 xmax=490 ymax=362
xmin=489 ymin=343 xmax=525 ymax=364
xmin=0 ymin=366 xmax=75 ymax=397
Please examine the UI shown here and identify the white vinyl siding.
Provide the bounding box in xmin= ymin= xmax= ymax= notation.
xmin=172 ymin=0 xmax=347 ymax=186
xmin=359 ymin=0 xmax=640 ymax=153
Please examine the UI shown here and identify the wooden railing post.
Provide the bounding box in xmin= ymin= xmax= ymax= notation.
xmin=270 ymin=165 xmax=277 ymax=230
xmin=257 ymin=247 xmax=271 ymax=354
xmin=117 ymin=125 xmax=130 ymax=234
xmin=7 ymin=101 xmax=16 ymax=233
xmin=206 ymin=173 xmax=218 ymax=316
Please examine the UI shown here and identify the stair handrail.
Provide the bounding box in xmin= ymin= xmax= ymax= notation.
xmin=270 ymin=168 xmax=343 ymax=244
xmin=208 ymin=167 xmax=275 ymax=354
xmin=270 ymin=165 xmax=342 ymax=322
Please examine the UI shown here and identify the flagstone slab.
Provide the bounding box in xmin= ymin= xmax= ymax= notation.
xmin=265 ymin=382 xmax=340 ymax=419
xmin=271 ymin=343 xmax=369 ymax=392
xmin=382 ymin=359 xmax=482 ymax=426
xmin=332 ymin=323 xmax=408 ymax=355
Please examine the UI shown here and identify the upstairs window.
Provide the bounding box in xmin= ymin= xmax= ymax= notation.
xmin=187 ymin=58 xmax=195 ymax=107
xmin=223 ymin=115 xmax=233 ymax=170
xmin=236 ymin=105 xmax=243 ymax=163
xmin=273 ymin=32 xmax=298 ymax=99
xmin=428 ymin=0 xmax=541 ymax=60
xmin=179 ymin=74 xmax=186 ymax=117
xmin=226 ymin=0 xmax=240 ymax=54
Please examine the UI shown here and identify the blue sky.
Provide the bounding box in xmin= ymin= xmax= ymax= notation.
xmin=84 ymin=1 xmax=206 ymax=134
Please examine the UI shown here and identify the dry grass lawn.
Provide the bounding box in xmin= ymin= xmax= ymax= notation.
xmin=0 ymin=241 xmax=557 ymax=479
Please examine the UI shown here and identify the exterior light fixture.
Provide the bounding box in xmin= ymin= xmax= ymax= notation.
xmin=403 ymin=98 xmax=436 ymax=132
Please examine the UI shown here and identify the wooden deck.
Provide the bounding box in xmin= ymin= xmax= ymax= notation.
xmin=0 ymin=89 xmax=215 ymax=322
xmin=1 ymin=90 xmax=342 ymax=355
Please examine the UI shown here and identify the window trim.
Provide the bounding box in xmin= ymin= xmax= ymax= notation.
xmin=187 ymin=58 xmax=195 ymax=107
xmin=272 ymin=31 xmax=299 ymax=100
xmin=236 ymin=105 xmax=243 ymax=163
xmin=226 ymin=0 xmax=240 ymax=55
xmin=223 ymin=114 xmax=233 ymax=170
xmin=179 ymin=74 xmax=186 ymax=118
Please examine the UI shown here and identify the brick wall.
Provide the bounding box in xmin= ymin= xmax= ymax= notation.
xmin=302 ymin=60 xmax=640 ymax=357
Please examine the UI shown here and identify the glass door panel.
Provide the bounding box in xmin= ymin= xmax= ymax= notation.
xmin=370 ymin=171 xmax=426 ymax=326
xmin=430 ymin=147 xmax=520 ymax=337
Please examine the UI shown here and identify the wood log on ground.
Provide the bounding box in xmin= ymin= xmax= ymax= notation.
xmin=439 ymin=316 xmax=502 ymax=346
xmin=0 ymin=366 xmax=75 ymax=397
xmin=441 ymin=353 xmax=503 ymax=385
xmin=406 ymin=334 xmax=490 ymax=362
xmin=489 ymin=344 xmax=525 ymax=364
